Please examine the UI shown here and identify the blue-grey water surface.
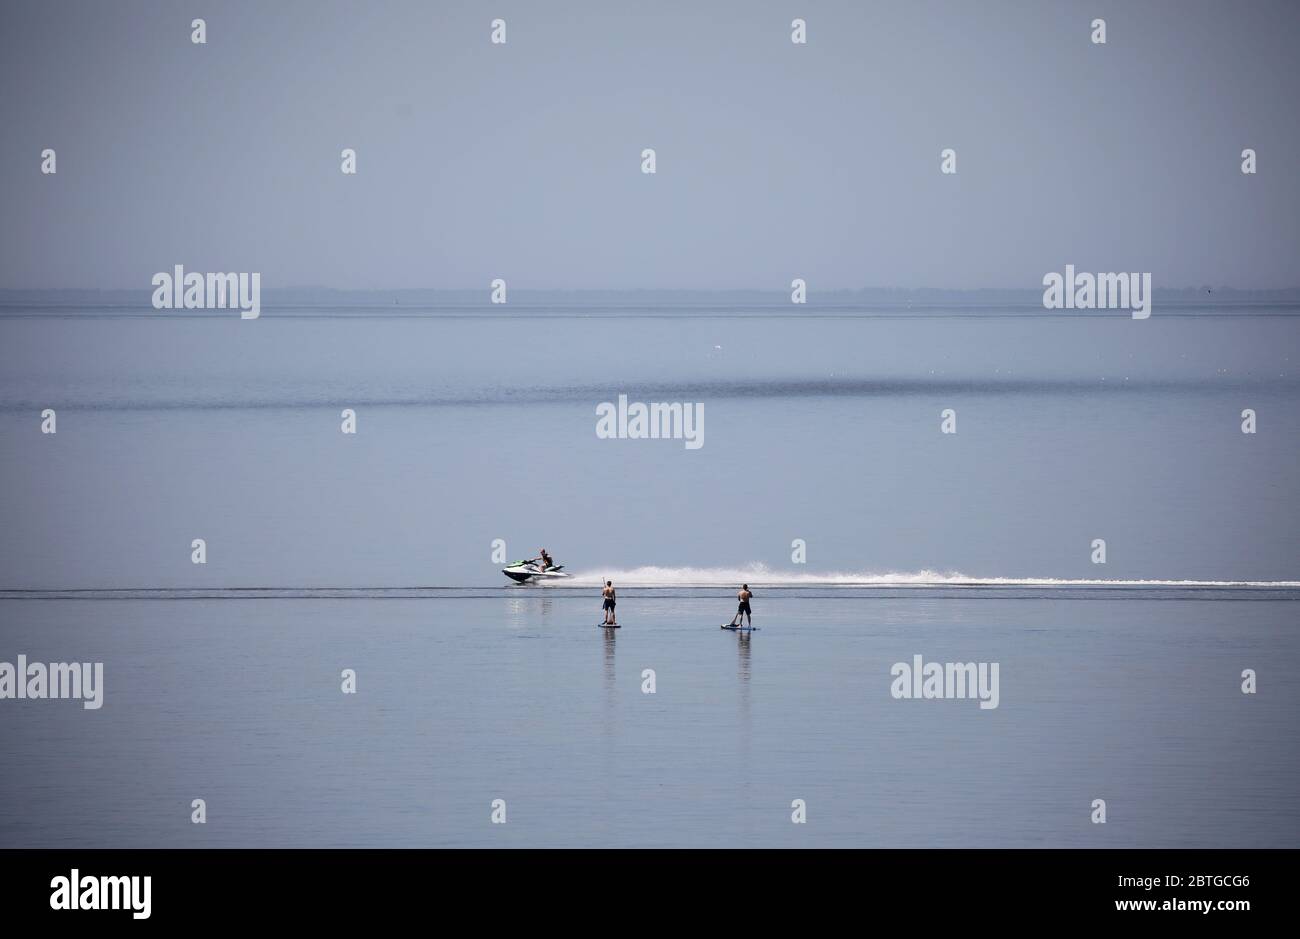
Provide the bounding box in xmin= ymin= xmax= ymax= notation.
xmin=0 ymin=308 xmax=1296 ymax=846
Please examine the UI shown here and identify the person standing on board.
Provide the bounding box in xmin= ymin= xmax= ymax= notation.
xmin=602 ymin=581 xmax=617 ymax=626
xmin=731 ymin=584 xmax=753 ymax=627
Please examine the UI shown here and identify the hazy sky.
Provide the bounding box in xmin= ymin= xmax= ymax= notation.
xmin=2 ymin=0 xmax=1297 ymax=290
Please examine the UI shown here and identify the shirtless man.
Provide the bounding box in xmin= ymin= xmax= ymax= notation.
xmin=536 ymin=548 xmax=553 ymax=572
xmin=732 ymin=584 xmax=753 ymax=627
xmin=601 ymin=581 xmax=617 ymax=626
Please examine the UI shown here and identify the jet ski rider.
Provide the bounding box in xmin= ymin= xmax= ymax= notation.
xmin=537 ymin=548 xmax=553 ymax=572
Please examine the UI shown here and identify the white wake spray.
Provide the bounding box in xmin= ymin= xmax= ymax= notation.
xmin=563 ymin=563 xmax=1300 ymax=588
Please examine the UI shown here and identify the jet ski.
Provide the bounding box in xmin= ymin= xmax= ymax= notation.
xmin=501 ymin=560 xmax=569 ymax=583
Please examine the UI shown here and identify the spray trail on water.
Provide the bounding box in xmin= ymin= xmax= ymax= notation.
xmin=563 ymin=564 xmax=1300 ymax=588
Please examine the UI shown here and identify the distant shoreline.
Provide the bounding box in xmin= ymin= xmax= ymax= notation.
xmin=3 ymin=286 xmax=1300 ymax=311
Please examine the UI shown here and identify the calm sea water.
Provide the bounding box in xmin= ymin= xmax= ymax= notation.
xmin=1 ymin=308 xmax=1297 ymax=846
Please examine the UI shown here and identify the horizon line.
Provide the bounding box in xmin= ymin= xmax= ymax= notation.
xmin=3 ymin=285 xmax=1300 ymax=299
